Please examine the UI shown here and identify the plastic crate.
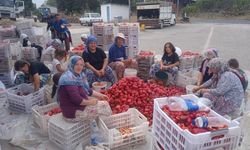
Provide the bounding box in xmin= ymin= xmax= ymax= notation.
xmin=16 ymin=21 xmax=32 ymax=31
xmin=98 ymin=108 xmax=149 ymax=150
xmin=20 ymin=28 xmax=37 ymax=43
xmin=7 ymin=83 xmax=45 ymax=113
xmin=0 ymin=25 xmax=17 ymax=37
xmin=0 ymin=72 xmax=13 ymax=88
xmin=179 ymin=56 xmax=195 ymax=71
xmin=0 ymin=59 xmax=12 ymax=72
xmin=0 ymin=40 xmax=10 ymax=58
xmin=48 ymin=113 xmax=91 ymax=150
xmin=152 ymin=137 xmax=164 ymax=150
xmin=153 ymin=94 xmax=241 ymax=150
xmin=31 ymin=102 xmax=59 ymax=135
xmin=21 ymin=47 xmax=39 ymax=61
xmin=176 ymin=70 xmax=199 ymax=88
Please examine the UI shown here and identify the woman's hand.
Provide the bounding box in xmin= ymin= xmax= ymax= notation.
xmin=163 ymin=65 xmax=170 ymax=70
xmin=98 ymin=94 xmax=109 ymax=101
xmin=192 ymin=86 xmax=201 ymax=93
xmin=200 ymin=89 xmax=210 ymax=94
xmin=88 ymin=98 xmax=98 ymax=106
xmin=100 ymin=69 xmax=105 ymax=77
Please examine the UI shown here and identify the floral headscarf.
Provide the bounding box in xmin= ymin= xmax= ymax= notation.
xmin=58 ymin=55 xmax=91 ymax=95
xmin=201 ymin=48 xmax=219 ymax=75
xmin=208 ymin=58 xmax=229 ymax=88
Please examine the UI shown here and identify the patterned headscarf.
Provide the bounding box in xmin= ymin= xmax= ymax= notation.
xmin=51 ymin=39 xmax=62 ymax=49
xmin=203 ymin=48 xmax=218 ymax=59
xmin=201 ymin=48 xmax=219 ymax=75
xmin=208 ymin=58 xmax=229 ymax=88
xmin=58 ymin=55 xmax=91 ymax=95
xmin=86 ymin=35 xmax=97 ymax=47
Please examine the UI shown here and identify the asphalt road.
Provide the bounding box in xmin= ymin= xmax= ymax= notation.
xmin=68 ymin=18 xmax=250 ymax=70
xmin=1 ymin=18 xmax=250 ymax=150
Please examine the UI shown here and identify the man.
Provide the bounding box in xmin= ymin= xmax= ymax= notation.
xmin=14 ymin=60 xmax=51 ymax=91
xmin=53 ymin=14 xmax=72 ymax=51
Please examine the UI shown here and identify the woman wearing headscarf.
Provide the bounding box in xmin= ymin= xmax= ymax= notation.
xmin=58 ymin=56 xmax=112 ymax=122
xmin=108 ymin=33 xmax=138 ymax=80
xmin=197 ymin=48 xmax=218 ymax=86
xmin=82 ymin=35 xmax=115 ymax=86
xmin=41 ymin=38 xmax=63 ymax=62
xmin=193 ymin=58 xmax=244 ymax=119
xmin=149 ymin=42 xmax=180 ymax=84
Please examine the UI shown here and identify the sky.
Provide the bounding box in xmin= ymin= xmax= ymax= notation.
xmin=32 ymin=0 xmax=45 ymax=8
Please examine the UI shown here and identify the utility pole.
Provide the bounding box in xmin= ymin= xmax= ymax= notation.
xmin=176 ymin=0 xmax=179 ymax=21
xmin=128 ymin=0 xmax=131 ymax=19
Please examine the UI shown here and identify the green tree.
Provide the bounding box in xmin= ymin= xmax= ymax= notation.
xmin=23 ymin=0 xmax=35 ymax=16
xmin=46 ymin=0 xmax=57 ymax=6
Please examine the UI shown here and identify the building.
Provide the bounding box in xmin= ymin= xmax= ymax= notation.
xmin=101 ymin=3 xmax=130 ymax=22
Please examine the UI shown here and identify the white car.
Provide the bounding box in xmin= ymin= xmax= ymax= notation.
xmin=79 ymin=13 xmax=102 ymax=26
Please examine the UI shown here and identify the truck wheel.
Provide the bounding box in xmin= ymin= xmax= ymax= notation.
xmin=80 ymin=22 xmax=83 ymax=26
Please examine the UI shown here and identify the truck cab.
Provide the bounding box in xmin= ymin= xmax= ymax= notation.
xmin=0 ymin=0 xmax=24 ymax=20
xmin=137 ymin=1 xmax=176 ymax=29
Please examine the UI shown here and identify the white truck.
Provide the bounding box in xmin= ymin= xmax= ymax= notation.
xmin=137 ymin=1 xmax=176 ymax=29
xmin=0 ymin=0 xmax=24 ymax=20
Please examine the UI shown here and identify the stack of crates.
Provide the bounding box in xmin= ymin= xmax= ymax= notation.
xmin=136 ymin=51 xmax=155 ymax=80
xmin=0 ymin=40 xmax=13 ymax=88
xmin=0 ymin=25 xmax=17 ymax=40
xmin=48 ymin=113 xmax=91 ymax=150
xmin=118 ymin=23 xmax=139 ymax=58
xmin=92 ymin=23 xmax=114 ymax=51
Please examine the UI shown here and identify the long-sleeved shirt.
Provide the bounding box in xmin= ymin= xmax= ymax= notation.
xmin=58 ymin=85 xmax=93 ymax=118
xmin=108 ymin=44 xmax=127 ymax=63
xmin=202 ymin=71 xmax=244 ymax=109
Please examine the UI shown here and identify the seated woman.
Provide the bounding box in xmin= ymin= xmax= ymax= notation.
xmin=41 ymin=39 xmax=62 ymax=62
xmin=14 ymin=60 xmax=51 ymax=91
xmin=197 ymin=48 xmax=218 ymax=86
xmin=228 ymin=58 xmax=248 ymax=92
xmin=193 ymin=58 xmax=244 ymax=119
xmin=58 ymin=56 xmax=112 ymax=122
xmin=82 ymin=35 xmax=115 ymax=86
xmin=109 ymin=33 xmax=138 ymax=80
xmin=149 ymin=42 xmax=180 ymax=84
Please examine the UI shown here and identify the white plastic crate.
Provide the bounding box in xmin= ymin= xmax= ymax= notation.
xmin=179 ymin=56 xmax=195 ymax=71
xmin=21 ymin=47 xmax=39 ymax=61
xmin=48 ymin=113 xmax=91 ymax=150
xmin=153 ymin=94 xmax=241 ymax=150
xmin=0 ymin=72 xmax=12 ymax=88
xmin=176 ymin=70 xmax=199 ymax=88
xmin=98 ymin=108 xmax=149 ymax=150
xmin=7 ymin=83 xmax=45 ymax=113
xmin=31 ymin=102 xmax=59 ymax=135
xmin=0 ymin=40 xmax=10 ymax=58
xmin=16 ymin=21 xmax=32 ymax=31
xmin=0 ymin=25 xmax=16 ymax=37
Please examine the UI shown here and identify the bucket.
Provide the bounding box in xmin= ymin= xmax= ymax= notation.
xmin=186 ymin=85 xmax=197 ymax=94
xmin=92 ymin=82 xmax=108 ymax=92
xmin=124 ymin=68 xmax=137 ymax=77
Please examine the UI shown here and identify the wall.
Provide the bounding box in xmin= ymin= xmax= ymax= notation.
xmin=101 ymin=4 xmax=129 ymax=22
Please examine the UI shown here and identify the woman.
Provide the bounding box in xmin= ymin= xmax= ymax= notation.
xmin=197 ymin=48 xmax=218 ymax=86
xmin=228 ymin=58 xmax=248 ymax=92
xmin=14 ymin=60 xmax=51 ymax=91
xmin=149 ymin=42 xmax=180 ymax=84
xmin=108 ymin=33 xmax=138 ymax=80
xmin=58 ymin=56 xmax=111 ymax=122
xmin=193 ymin=58 xmax=244 ymax=119
xmin=82 ymin=35 xmax=115 ymax=86
xmin=41 ymin=39 xmax=63 ymax=62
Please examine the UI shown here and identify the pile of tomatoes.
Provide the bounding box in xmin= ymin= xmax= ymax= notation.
xmin=44 ymin=107 xmax=61 ymax=116
xmin=181 ymin=51 xmax=200 ymax=57
xmin=162 ymin=105 xmax=228 ymax=134
xmin=72 ymin=44 xmax=84 ymax=52
xmin=102 ymin=77 xmax=185 ymax=126
xmin=138 ymin=51 xmax=154 ymax=56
